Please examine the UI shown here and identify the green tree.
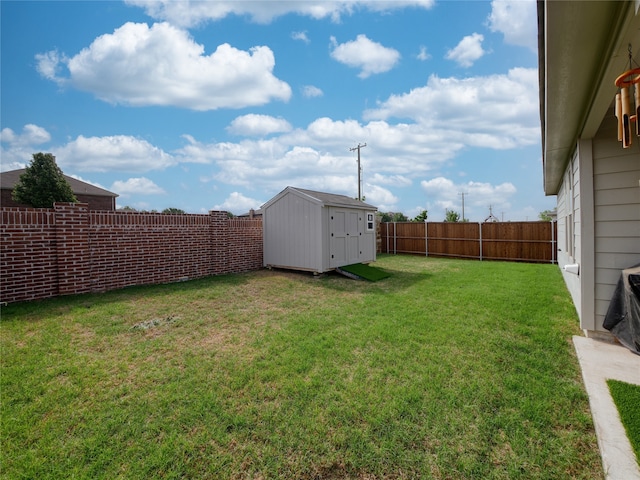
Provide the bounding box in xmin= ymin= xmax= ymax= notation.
xmin=380 ymin=212 xmax=408 ymax=222
xmin=162 ymin=207 xmax=186 ymax=214
xmin=538 ymin=209 xmax=554 ymax=221
xmin=413 ymin=210 xmax=428 ymax=222
xmin=444 ymin=209 xmax=460 ymax=222
xmin=12 ymin=153 xmax=77 ymax=208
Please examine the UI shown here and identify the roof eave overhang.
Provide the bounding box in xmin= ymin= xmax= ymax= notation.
xmin=539 ymin=0 xmax=639 ymax=196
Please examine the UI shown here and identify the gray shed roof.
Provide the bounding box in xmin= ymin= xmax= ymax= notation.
xmin=1 ymin=169 xmax=118 ymax=198
xmin=262 ymin=186 xmax=377 ymax=210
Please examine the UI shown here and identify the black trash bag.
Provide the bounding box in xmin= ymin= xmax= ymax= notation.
xmin=603 ymin=264 xmax=640 ymax=355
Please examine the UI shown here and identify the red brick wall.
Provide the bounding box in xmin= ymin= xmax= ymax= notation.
xmin=1 ymin=208 xmax=58 ymax=302
xmin=1 ymin=203 xmax=263 ymax=304
xmin=228 ymin=218 xmax=264 ymax=273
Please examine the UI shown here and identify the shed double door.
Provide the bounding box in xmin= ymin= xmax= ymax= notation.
xmin=329 ymin=208 xmax=361 ymax=268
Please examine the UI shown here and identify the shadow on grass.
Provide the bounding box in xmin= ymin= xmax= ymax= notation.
xmin=2 ymin=263 xmax=434 ymax=323
xmin=269 ymin=266 xmax=433 ymax=296
xmin=0 ymin=272 xmax=250 ymax=322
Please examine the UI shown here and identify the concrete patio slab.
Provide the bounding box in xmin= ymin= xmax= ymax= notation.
xmin=573 ymin=336 xmax=640 ymax=480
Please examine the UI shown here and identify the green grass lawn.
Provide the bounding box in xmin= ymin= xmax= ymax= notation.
xmin=607 ymin=379 xmax=640 ymax=465
xmin=1 ymin=255 xmax=602 ymax=479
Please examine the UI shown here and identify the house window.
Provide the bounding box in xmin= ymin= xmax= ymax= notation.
xmin=564 ymin=158 xmax=576 ymax=261
xmin=566 ymin=213 xmax=574 ymax=261
xmin=366 ymin=213 xmax=375 ymax=232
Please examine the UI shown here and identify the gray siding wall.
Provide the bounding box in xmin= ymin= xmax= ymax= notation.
xmin=558 ymin=111 xmax=640 ymax=333
xmin=592 ymin=113 xmax=640 ymax=331
xmin=557 ymin=149 xmax=582 ymax=318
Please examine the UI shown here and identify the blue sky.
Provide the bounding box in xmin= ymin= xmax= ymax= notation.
xmin=1 ymin=0 xmax=554 ymax=221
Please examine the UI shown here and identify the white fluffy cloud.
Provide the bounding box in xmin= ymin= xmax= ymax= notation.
xmin=56 ymin=135 xmax=175 ymax=172
xmin=445 ymin=33 xmax=486 ymax=67
xmin=173 ymin=116 xmax=460 ymax=203
xmin=291 ymin=31 xmax=310 ymax=44
xmin=330 ymin=35 xmax=401 ymax=78
xmin=363 ymin=184 xmax=399 ymax=211
xmin=369 ymin=173 xmax=412 ymax=187
xmin=417 ymin=46 xmax=431 ymax=61
xmin=227 ymin=114 xmax=292 ymax=136
xmin=126 ymin=0 xmax=435 ymax=27
xmin=0 ymin=124 xmax=185 ymax=174
xmin=111 ymin=177 xmax=166 ymax=196
xmin=421 ymin=176 xmax=516 ymax=219
xmin=35 ymin=50 xmax=66 ymax=84
xmin=4 ymin=48 xmax=538 ymax=210
xmin=0 ymin=125 xmax=53 ymax=170
xmin=364 ymin=68 xmax=540 ymax=148
xmin=1 ymin=124 xmax=51 ymax=147
xmin=36 ymin=22 xmax=291 ymax=110
xmin=213 ymin=192 xmax=264 ymax=214
xmin=302 ymin=85 xmax=323 ymax=98
xmin=487 ymin=0 xmax=538 ymax=52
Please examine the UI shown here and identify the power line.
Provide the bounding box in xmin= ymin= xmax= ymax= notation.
xmin=349 ymin=143 xmax=367 ymax=201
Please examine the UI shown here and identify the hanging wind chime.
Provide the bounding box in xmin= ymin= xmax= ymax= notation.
xmin=614 ymin=44 xmax=640 ymax=148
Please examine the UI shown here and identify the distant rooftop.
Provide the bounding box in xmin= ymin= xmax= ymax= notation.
xmin=1 ymin=169 xmax=118 ymax=198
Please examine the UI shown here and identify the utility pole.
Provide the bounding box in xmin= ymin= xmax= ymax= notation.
xmin=350 ymin=143 xmax=367 ymax=201
xmin=458 ymin=192 xmax=467 ymax=221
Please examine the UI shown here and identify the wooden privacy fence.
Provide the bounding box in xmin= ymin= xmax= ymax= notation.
xmin=379 ymin=221 xmax=557 ymax=264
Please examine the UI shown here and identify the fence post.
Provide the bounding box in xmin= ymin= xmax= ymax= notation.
xmin=425 ymin=220 xmax=428 ymax=257
xmin=209 ymin=210 xmax=229 ymax=274
xmin=479 ymin=222 xmax=483 ymax=261
xmin=550 ymin=220 xmax=555 ymax=264
xmin=54 ymin=202 xmax=91 ymax=295
xmin=393 ymin=222 xmax=397 ymax=255
xmin=386 ymin=222 xmax=389 ymax=254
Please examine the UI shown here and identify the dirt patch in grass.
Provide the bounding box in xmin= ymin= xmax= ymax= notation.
xmin=130 ymin=315 xmax=180 ymax=331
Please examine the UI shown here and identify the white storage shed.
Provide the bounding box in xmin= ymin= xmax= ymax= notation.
xmin=262 ymin=187 xmax=378 ymax=273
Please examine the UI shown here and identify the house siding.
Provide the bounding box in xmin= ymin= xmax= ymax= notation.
xmin=591 ymin=112 xmax=640 ymax=331
xmin=557 ymin=149 xmax=583 ymax=318
xmin=577 ymin=139 xmax=595 ymax=332
xmin=556 ymin=182 xmax=567 ymax=260
xmin=557 ymin=111 xmax=640 ymax=334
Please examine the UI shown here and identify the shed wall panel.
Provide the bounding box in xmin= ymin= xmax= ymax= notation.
xmin=263 ymin=188 xmax=377 ymax=273
xmin=263 ymin=192 xmax=321 ymax=271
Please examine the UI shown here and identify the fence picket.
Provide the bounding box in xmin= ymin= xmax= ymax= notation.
xmin=378 ymin=221 xmax=557 ymax=264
